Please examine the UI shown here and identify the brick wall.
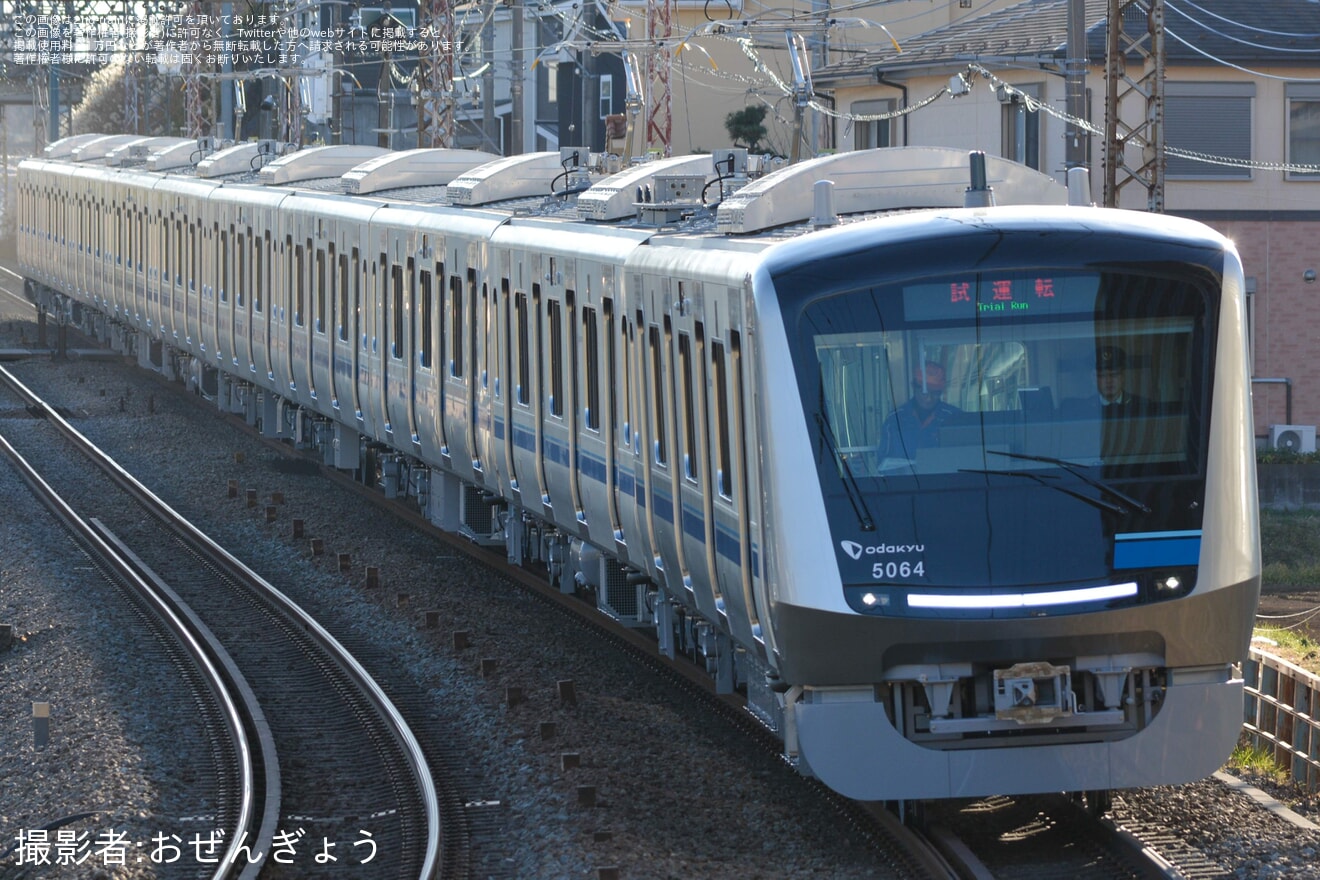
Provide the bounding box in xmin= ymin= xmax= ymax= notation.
xmin=1193 ymin=217 xmax=1320 ymax=439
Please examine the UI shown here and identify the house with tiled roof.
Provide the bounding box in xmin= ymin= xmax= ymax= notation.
xmin=817 ymin=0 xmax=1320 ymax=442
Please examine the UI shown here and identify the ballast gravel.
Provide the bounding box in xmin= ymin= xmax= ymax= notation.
xmin=1 ymin=298 xmax=1318 ymax=878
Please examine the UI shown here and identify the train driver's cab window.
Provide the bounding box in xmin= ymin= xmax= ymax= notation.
xmin=807 ymin=270 xmax=1209 ymax=480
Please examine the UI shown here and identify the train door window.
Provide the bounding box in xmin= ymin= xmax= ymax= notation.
xmin=469 ymin=269 xmax=481 ymax=384
xmin=498 ymin=279 xmax=511 ymax=400
xmin=391 ymin=262 xmax=404 ymax=359
xmin=254 ymin=234 xmax=265 ymax=313
xmin=284 ymin=235 xmax=295 ymax=320
xmin=548 ymin=297 xmax=564 ymax=417
xmin=650 ymin=324 xmax=667 ymax=465
xmin=351 ymin=248 xmax=361 ymax=343
xmin=516 ymin=290 xmax=530 ymax=406
xmin=482 ymin=281 xmax=492 ymax=388
xmin=220 ymin=229 xmax=229 ymax=304
xmin=337 ymin=252 xmax=349 ymax=340
xmin=175 ymin=219 xmax=183 ymax=285
xmin=680 ymin=330 xmax=698 ymax=481
xmin=295 ymin=239 xmax=307 ymax=327
xmin=584 ymin=305 xmax=600 ymax=431
xmin=235 ymin=230 xmax=245 ymax=308
xmin=712 ymin=340 xmax=733 ymax=499
xmin=620 ymin=314 xmax=635 ymax=449
xmin=163 ymin=214 xmax=170 ymax=283
xmin=407 ymin=257 xmax=419 ymax=363
xmin=316 ymin=246 xmax=328 ymax=334
xmin=604 ymin=300 xmax=616 ymax=438
xmin=419 ymin=266 xmax=434 ymax=369
xmin=449 ymin=274 xmax=464 ymax=377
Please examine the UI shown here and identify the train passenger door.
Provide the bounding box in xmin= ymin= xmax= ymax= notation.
xmin=509 ymin=282 xmax=546 ymax=507
xmin=309 ymin=234 xmax=333 ymax=410
xmin=709 ymin=326 xmax=759 ymax=648
xmin=574 ymin=285 xmax=618 ymax=551
xmin=411 ymin=253 xmax=440 ymax=458
xmin=641 ymin=295 xmax=686 ymax=590
xmin=357 ymin=246 xmax=386 ymax=440
xmin=676 ymin=308 xmax=722 ymax=623
xmin=613 ymin=307 xmax=649 ymax=572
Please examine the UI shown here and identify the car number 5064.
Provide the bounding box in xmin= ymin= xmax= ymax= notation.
xmin=873 ymin=561 xmax=924 ymax=579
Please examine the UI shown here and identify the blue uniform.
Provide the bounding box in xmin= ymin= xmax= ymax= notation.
xmin=879 ymin=400 xmax=962 ymax=460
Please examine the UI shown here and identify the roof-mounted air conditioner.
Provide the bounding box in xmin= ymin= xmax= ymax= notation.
xmin=1270 ymin=424 xmax=1316 ymax=453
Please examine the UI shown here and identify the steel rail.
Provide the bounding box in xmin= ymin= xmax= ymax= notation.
xmin=0 ymin=362 xmax=443 ymax=879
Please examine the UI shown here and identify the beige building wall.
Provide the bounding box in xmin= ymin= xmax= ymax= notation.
xmin=609 ymin=0 xmax=1027 ymax=155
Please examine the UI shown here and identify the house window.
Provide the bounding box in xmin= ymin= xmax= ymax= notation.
xmin=1287 ymin=83 xmax=1320 ymax=179
xmin=1001 ymin=83 xmax=1041 ymax=170
xmin=599 ymin=74 xmax=613 ymax=119
xmin=1165 ymin=82 xmax=1254 ymax=179
xmin=851 ymin=99 xmax=895 ymax=150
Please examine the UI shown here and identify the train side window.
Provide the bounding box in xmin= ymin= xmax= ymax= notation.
xmin=391 ymin=262 xmax=404 ymax=359
xmin=650 ymin=324 xmax=667 ymax=466
xmin=583 ymin=305 xmax=600 ymax=432
xmin=548 ymin=298 xmax=564 ymax=417
xmin=680 ymin=331 xmax=698 ymax=481
xmin=516 ymin=290 xmax=530 ymax=406
xmin=337 ymin=252 xmax=349 ymax=340
xmin=712 ymin=340 xmax=732 ymax=500
xmin=419 ymin=268 xmax=434 ymax=369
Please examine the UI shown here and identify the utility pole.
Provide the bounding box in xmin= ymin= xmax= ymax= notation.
xmin=510 ymin=0 xmax=523 ymax=154
xmin=482 ymin=0 xmax=497 ymax=151
xmin=1065 ymin=0 xmax=1088 ymax=170
xmin=1103 ymin=0 xmax=1165 ymax=211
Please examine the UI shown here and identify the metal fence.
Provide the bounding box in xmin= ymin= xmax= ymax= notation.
xmin=1242 ymin=647 xmax=1320 ymax=791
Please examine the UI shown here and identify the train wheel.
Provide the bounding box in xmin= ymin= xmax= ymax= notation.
xmin=1082 ymin=789 xmax=1112 ymax=817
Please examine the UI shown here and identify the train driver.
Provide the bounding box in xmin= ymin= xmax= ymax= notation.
xmin=1061 ymin=345 xmax=1152 ymax=419
xmin=879 ymin=361 xmax=963 ymax=460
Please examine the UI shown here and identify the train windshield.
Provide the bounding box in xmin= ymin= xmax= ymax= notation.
xmin=809 ymin=270 xmax=1207 ymax=477
xmin=785 ymin=254 xmax=1221 ymax=615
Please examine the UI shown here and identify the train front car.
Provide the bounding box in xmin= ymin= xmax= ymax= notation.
xmin=756 ymin=205 xmax=1259 ymax=801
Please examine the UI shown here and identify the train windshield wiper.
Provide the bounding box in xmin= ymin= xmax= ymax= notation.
xmin=985 ymin=450 xmax=1151 ymax=514
xmin=815 ymin=410 xmax=875 ymax=532
xmin=958 ymin=468 xmax=1129 ymax=515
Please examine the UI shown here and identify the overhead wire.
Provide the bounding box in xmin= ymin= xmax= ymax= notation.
xmin=1166 ymin=0 xmax=1320 ymax=53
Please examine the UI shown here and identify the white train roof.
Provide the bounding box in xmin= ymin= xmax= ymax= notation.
xmin=446 ymin=152 xmax=597 ymax=207
xmin=716 ymin=147 xmax=1067 ymax=235
xmin=69 ymin=134 xmax=141 ymax=163
xmin=341 ymin=148 xmax=499 ymax=195
xmin=42 ymin=134 xmax=105 ymax=159
xmin=258 ymin=145 xmax=389 ymax=186
xmin=576 ymin=154 xmax=714 ymax=222
xmin=104 ymin=136 xmax=194 ymax=167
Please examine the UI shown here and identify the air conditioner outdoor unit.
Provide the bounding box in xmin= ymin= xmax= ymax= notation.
xmin=1270 ymin=424 xmax=1317 ymax=453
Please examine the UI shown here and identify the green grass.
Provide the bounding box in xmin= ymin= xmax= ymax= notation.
xmin=1225 ymin=737 xmax=1289 ymax=783
xmin=1251 ymin=625 xmax=1319 ymax=659
xmin=1260 ymin=509 xmax=1320 ymax=587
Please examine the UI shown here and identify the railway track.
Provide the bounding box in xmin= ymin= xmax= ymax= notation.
xmin=1 ymin=331 xmax=1300 ymax=877
xmin=0 ymin=365 xmax=443 ymax=879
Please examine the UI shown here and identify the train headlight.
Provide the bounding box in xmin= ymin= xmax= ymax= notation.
xmin=860 ymin=592 xmax=890 ymax=607
xmin=1150 ymin=570 xmax=1195 ymax=599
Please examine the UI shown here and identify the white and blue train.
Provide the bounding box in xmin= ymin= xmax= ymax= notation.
xmin=16 ymin=134 xmax=1260 ymax=801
